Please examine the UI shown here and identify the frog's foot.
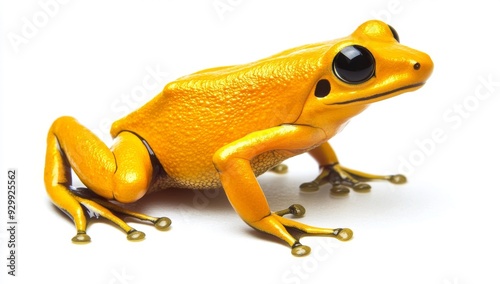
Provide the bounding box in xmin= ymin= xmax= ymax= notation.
xmin=300 ymin=163 xmax=406 ymax=195
xmin=70 ymin=188 xmax=171 ymax=243
xmin=252 ymin=208 xmax=353 ymax=257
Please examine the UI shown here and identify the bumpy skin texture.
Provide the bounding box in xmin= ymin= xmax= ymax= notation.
xmin=44 ymin=20 xmax=433 ymax=256
xmin=111 ymin=42 xmax=327 ymax=189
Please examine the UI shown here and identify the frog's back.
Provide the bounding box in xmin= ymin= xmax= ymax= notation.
xmin=111 ymin=42 xmax=334 ymax=189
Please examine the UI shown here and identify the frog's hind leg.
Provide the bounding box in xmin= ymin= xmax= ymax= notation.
xmin=44 ymin=116 xmax=170 ymax=243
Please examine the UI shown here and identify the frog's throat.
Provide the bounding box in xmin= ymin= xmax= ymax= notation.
xmin=329 ymin=82 xmax=425 ymax=105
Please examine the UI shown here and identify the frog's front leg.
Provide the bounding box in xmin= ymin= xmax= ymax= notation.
xmin=300 ymin=143 xmax=407 ymax=195
xmin=213 ymin=125 xmax=352 ymax=256
xmin=44 ymin=116 xmax=170 ymax=242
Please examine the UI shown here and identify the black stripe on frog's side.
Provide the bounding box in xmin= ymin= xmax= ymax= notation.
xmin=328 ymin=82 xmax=425 ymax=105
xmin=123 ymin=131 xmax=165 ymax=183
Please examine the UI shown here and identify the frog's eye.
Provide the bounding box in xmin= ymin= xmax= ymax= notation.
xmin=333 ymin=45 xmax=375 ymax=84
xmin=388 ymin=25 xmax=400 ymax=42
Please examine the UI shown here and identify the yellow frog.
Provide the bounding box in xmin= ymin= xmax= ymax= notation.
xmin=44 ymin=20 xmax=433 ymax=256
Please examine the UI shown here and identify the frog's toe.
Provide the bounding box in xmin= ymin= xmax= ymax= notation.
xmin=269 ymin=164 xmax=288 ymax=174
xmin=333 ymin=228 xmax=353 ymax=241
xmin=127 ymin=229 xmax=146 ymax=241
xmin=330 ymin=185 xmax=351 ymax=196
xmin=299 ymin=181 xmax=321 ymax=193
xmin=352 ymin=182 xmax=371 ymax=192
xmin=275 ymin=204 xmax=306 ymax=217
xmin=154 ymin=217 xmax=172 ymax=231
xmin=71 ymin=231 xmax=91 ymax=243
xmin=388 ymin=174 xmax=407 ymax=184
xmin=291 ymin=242 xmax=311 ymax=257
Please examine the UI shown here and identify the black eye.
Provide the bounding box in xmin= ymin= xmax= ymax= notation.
xmin=388 ymin=25 xmax=400 ymax=42
xmin=333 ymin=45 xmax=375 ymax=84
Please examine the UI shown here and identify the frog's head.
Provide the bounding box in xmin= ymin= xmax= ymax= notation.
xmin=313 ymin=20 xmax=433 ymax=107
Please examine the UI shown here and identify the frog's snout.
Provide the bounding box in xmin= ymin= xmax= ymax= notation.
xmin=411 ymin=51 xmax=434 ymax=84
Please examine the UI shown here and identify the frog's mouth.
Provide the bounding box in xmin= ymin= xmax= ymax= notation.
xmin=329 ymin=82 xmax=425 ymax=105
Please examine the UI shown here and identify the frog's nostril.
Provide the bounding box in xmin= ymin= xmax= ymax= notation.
xmin=413 ymin=62 xmax=421 ymax=70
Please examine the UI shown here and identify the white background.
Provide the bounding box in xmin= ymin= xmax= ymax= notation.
xmin=1 ymin=1 xmax=499 ymax=283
